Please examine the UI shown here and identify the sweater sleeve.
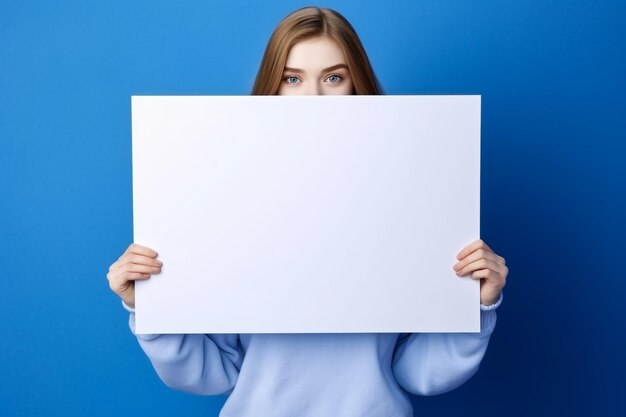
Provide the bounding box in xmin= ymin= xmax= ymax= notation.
xmin=123 ymin=301 xmax=244 ymax=396
xmin=391 ymin=292 xmax=502 ymax=396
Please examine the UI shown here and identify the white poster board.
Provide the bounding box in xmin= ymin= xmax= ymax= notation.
xmin=131 ymin=95 xmax=481 ymax=334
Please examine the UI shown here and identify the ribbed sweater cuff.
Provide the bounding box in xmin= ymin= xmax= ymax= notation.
xmin=122 ymin=300 xmax=160 ymax=340
xmin=121 ymin=300 xmax=135 ymax=313
xmin=480 ymin=291 xmax=503 ymax=311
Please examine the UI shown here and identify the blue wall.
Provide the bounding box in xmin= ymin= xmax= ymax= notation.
xmin=1 ymin=1 xmax=624 ymax=415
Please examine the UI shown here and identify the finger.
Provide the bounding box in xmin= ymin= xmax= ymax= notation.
xmin=470 ymin=269 xmax=505 ymax=289
xmin=121 ymin=262 xmax=162 ymax=275
xmin=456 ymin=239 xmax=493 ymax=260
xmin=468 ymin=268 xmax=495 ymax=281
xmin=107 ymin=271 xmax=151 ymax=293
xmin=107 ymin=267 xmax=154 ymax=282
xmin=453 ymin=248 xmax=500 ymax=272
xmin=124 ymin=253 xmax=162 ymax=267
xmin=110 ymin=253 xmax=162 ymax=272
xmin=107 ymin=270 xmax=152 ymax=284
xmin=108 ymin=263 xmax=161 ymax=281
xmin=109 ymin=244 xmax=159 ymax=272
xmin=126 ymin=243 xmax=158 ymax=257
xmin=456 ymin=258 xmax=504 ymax=277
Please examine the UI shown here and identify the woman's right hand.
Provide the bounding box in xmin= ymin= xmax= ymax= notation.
xmin=107 ymin=243 xmax=162 ymax=309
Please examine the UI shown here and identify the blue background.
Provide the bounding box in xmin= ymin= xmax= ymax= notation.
xmin=1 ymin=0 xmax=624 ymax=415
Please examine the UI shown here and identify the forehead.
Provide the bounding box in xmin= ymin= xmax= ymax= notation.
xmin=284 ymin=36 xmax=347 ymax=70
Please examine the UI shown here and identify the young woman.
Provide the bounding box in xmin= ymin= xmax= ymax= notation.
xmin=107 ymin=6 xmax=508 ymax=416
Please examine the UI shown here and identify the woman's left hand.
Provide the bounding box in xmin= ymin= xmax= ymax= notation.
xmin=453 ymin=239 xmax=508 ymax=306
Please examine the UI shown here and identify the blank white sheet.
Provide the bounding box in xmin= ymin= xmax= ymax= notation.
xmin=131 ymin=95 xmax=481 ymax=334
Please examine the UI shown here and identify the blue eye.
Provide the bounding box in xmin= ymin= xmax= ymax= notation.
xmin=284 ymin=76 xmax=301 ymax=85
xmin=326 ymin=74 xmax=343 ymax=84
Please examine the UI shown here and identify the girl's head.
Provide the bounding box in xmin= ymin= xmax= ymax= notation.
xmin=252 ymin=6 xmax=383 ymax=95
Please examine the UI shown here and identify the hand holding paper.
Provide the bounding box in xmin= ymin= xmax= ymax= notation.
xmin=107 ymin=243 xmax=162 ymax=309
xmin=454 ymin=239 xmax=507 ymax=305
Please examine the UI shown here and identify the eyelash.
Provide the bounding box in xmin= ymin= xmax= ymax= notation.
xmin=283 ymin=74 xmax=344 ymax=86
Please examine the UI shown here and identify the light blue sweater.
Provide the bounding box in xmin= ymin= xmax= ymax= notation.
xmin=123 ymin=293 xmax=502 ymax=416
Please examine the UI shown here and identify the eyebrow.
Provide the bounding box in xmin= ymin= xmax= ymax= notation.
xmin=283 ymin=63 xmax=349 ymax=73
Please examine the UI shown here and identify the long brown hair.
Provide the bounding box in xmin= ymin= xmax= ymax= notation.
xmin=251 ymin=6 xmax=383 ymax=95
